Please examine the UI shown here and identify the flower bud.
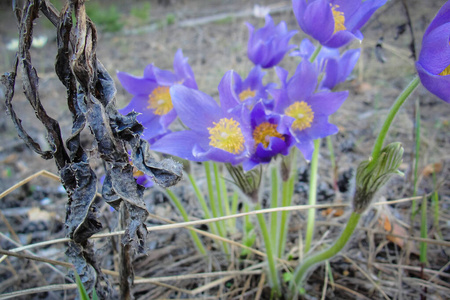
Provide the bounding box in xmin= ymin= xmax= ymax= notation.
xmin=225 ymin=163 xmax=261 ymax=203
xmin=353 ymin=142 xmax=404 ymax=213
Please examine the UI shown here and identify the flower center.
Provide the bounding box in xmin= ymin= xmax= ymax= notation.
xmin=147 ymin=86 xmax=173 ymax=115
xmin=208 ymin=118 xmax=245 ymax=154
xmin=439 ymin=65 xmax=450 ymax=76
xmin=253 ymin=122 xmax=285 ymax=148
xmin=331 ymin=4 xmax=346 ymax=34
xmin=239 ymin=88 xmax=256 ymax=101
xmin=285 ymin=101 xmax=314 ymax=131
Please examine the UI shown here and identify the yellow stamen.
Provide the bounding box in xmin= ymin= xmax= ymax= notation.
xmin=331 ymin=4 xmax=346 ymax=34
xmin=147 ymin=86 xmax=173 ymax=115
xmin=208 ymin=118 xmax=245 ymax=154
xmin=253 ymin=122 xmax=285 ymax=148
xmin=133 ymin=169 xmax=144 ymax=177
xmin=239 ymin=88 xmax=256 ymax=101
xmin=285 ymin=101 xmax=314 ymax=131
xmin=439 ymin=65 xmax=450 ymax=76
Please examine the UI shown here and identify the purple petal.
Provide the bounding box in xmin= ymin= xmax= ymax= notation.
xmin=331 ymin=0 xmax=361 ymax=19
xmin=170 ymin=85 xmax=222 ymax=132
xmin=302 ymin=115 xmax=339 ymax=140
xmin=153 ymin=66 xmax=177 ymax=86
xmin=302 ymin=0 xmax=334 ymax=44
xmin=245 ymin=66 xmax=266 ymax=90
xmin=275 ymin=66 xmax=289 ymax=88
xmin=292 ymin=0 xmax=308 ymax=30
xmin=416 ymin=62 xmax=450 ymax=103
xmin=321 ymin=58 xmax=339 ymax=90
xmin=308 ymin=90 xmax=348 ymax=116
xmin=151 ymin=131 xmax=208 ymax=161
xmin=338 ymin=48 xmax=361 ymax=80
xmin=119 ymin=95 xmax=152 ymax=116
xmin=296 ymin=138 xmax=315 ymax=161
xmin=323 ymin=30 xmax=358 ymax=48
xmin=143 ymin=64 xmax=157 ymax=79
xmin=194 ymin=145 xmax=248 ymax=165
xmin=424 ymin=1 xmax=450 ymax=35
xmin=242 ymin=159 xmax=259 ymax=172
xmin=219 ymin=71 xmax=241 ymax=112
xmin=288 ymin=61 xmax=319 ymax=101
xmin=173 ymin=49 xmax=198 ymax=89
xmin=141 ymin=115 xmax=165 ymax=140
xmin=117 ymin=71 xmax=158 ymax=95
xmin=345 ymin=0 xmax=387 ymax=31
xmin=417 ymin=23 xmax=450 ymax=75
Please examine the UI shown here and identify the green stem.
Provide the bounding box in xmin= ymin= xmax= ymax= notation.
xmin=188 ymin=172 xmax=221 ymax=239
xmin=256 ymin=203 xmax=281 ymax=296
xmin=166 ymin=189 xmax=207 ymax=256
xmin=326 ymin=136 xmax=337 ymax=189
xmin=309 ymin=45 xmax=322 ymax=63
xmin=420 ymin=197 xmax=428 ymax=264
xmin=220 ymin=176 xmax=234 ymax=233
xmin=278 ymin=174 xmax=295 ymax=258
xmin=188 ymin=173 xmax=212 ymax=219
xmin=213 ymin=163 xmax=226 ymax=220
xmin=204 ymin=162 xmax=229 ymax=254
xmin=411 ymin=99 xmax=421 ymax=219
xmin=370 ymin=76 xmax=420 ymax=167
xmin=231 ymin=190 xmax=239 ymax=229
xmin=289 ymin=212 xmax=361 ymax=297
xmin=270 ymin=166 xmax=280 ymax=256
xmin=304 ymin=139 xmax=320 ymax=253
xmin=432 ymin=171 xmax=442 ymax=238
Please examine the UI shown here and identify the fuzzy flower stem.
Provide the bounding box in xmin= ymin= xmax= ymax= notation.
xmin=304 ymin=139 xmax=320 ymax=253
xmin=309 ymin=45 xmax=322 ymax=63
xmin=300 ymin=43 xmax=322 ymax=254
xmin=279 ymin=174 xmax=295 ymax=256
xmin=370 ymin=76 xmax=419 ymax=167
xmin=255 ymin=203 xmax=281 ymax=297
xmin=270 ymin=167 xmax=280 ymax=256
xmin=204 ymin=162 xmax=229 ymax=254
xmin=289 ymin=212 xmax=361 ymax=297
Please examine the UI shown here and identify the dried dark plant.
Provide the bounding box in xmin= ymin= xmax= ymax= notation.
xmin=1 ymin=0 xmax=183 ymax=298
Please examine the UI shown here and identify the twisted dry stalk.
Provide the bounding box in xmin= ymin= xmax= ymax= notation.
xmin=1 ymin=0 xmax=183 ymax=298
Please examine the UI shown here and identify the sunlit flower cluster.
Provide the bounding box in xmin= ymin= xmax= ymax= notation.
xmin=117 ymin=0 xmax=450 ymax=185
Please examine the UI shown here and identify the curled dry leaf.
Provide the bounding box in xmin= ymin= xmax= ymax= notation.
xmin=1 ymin=0 xmax=183 ymax=296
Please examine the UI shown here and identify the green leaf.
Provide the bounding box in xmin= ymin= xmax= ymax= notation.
xmin=74 ymin=272 xmax=90 ymax=300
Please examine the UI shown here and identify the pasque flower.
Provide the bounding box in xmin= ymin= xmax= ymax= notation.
xmin=292 ymin=0 xmax=387 ymax=48
xmin=247 ymin=14 xmax=297 ymax=68
xmin=151 ymin=72 xmax=254 ymax=165
xmin=117 ymin=49 xmax=197 ymax=141
xmin=292 ymin=38 xmax=360 ymax=90
xmin=415 ymin=0 xmax=450 ymax=103
xmin=219 ymin=67 xmax=275 ymax=114
xmin=232 ymin=66 xmax=275 ymax=109
xmin=242 ymin=100 xmax=295 ymax=171
xmin=271 ymin=60 xmax=348 ymax=160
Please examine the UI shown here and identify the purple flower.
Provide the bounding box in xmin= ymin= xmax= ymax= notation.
xmin=292 ymin=0 xmax=387 ymax=48
xmin=117 ymin=49 xmax=197 ymax=141
xmin=292 ymin=38 xmax=360 ymax=90
xmin=247 ymin=14 xmax=297 ymax=68
xmin=134 ymin=172 xmax=154 ymax=188
xmin=151 ymin=72 xmax=254 ymax=165
xmin=271 ymin=61 xmax=348 ymax=160
xmin=220 ymin=66 xmax=276 ymax=112
xmin=415 ymin=1 xmax=450 ymax=103
xmin=243 ymin=100 xmax=295 ymax=171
